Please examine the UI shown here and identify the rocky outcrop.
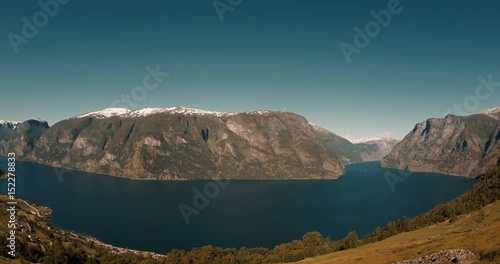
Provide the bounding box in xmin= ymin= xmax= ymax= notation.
xmin=392 ymin=249 xmax=475 ymax=264
xmin=0 ymin=166 xmax=6 ymax=178
xmin=381 ymin=108 xmax=500 ymax=177
xmin=312 ymin=125 xmax=398 ymax=164
xmin=16 ymin=107 xmax=344 ymax=180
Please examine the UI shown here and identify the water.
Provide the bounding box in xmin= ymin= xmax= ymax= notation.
xmin=0 ymin=157 xmax=475 ymax=254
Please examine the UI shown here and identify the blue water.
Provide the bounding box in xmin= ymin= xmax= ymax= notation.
xmin=0 ymin=157 xmax=475 ymax=254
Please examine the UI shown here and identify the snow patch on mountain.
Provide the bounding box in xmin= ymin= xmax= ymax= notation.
xmin=126 ymin=107 xmax=237 ymax=117
xmin=479 ymin=107 xmax=500 ymax=118
xmin=32 ymin=118 xmax=48 ymax=123
xmin=74 ymin=106 xmax=291 ymax=119
xmin=347 ymin=137 xmax=393 ymax=144
xmin=246 ymin=110 xmax=274 ymax=115
xmin=77 ymin=108 xmax=131 ymax=118
xmin=0 ymin=120 xmax=22 ymax=129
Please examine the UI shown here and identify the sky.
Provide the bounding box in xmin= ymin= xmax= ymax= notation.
xmin=1 ymin=0 xmax=499 ymax=139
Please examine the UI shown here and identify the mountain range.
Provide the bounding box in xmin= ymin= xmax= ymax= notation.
xmin=1 ymin=107 xmax=348 ymax=180
xmin=3 ymin=106 xmax=499 ymax=179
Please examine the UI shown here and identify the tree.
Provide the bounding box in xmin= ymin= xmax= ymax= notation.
xmin=302 ymin=232 xmax=326 ymax=257
xmin=342 ymin=231 xmax=359 ymax=249
xmin=302 ymin=232 xmax=325 ymax=248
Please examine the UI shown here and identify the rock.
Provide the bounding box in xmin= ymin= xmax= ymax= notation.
xmin=392 ymin=249 xmax=475 ymax=264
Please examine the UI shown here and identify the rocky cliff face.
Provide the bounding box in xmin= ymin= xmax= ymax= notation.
xmin=312 ymin=125 xmax=398 ymax=164
xmin=0 ymin=119 xmax=49 ymax=156
xmin=381 ymin=108 xmax=500 ymax=177
xmin=19 ymin=107 xmax=343 ymax=180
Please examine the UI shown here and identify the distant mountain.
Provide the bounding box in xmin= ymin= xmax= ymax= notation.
xmin=353 ymin=137 xmax=400 ymax=162
xmin=0 ymin=120 xmax=22 ymax=142
xmin=381 ymin=107 xmax=500 ymax=177
xmin=312 ymin=125 xmax=363 ymax=164
xmin=347 ymin=137 xmax=388 ymax=144
xmin=312 ymin=125 xmax=399 ymax=164
xmin=0 ymin=119 xmax=49 ymax=156
xmin=0 ymin=120 xmax=21 ymax=129
xmin=4 ymin=107 xmax=344 ymax=180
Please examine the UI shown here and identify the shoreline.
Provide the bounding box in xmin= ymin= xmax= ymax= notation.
xmin=0 ymin=155 xmax=344 ymax=181
xmin=0 ymin=194 xmax=168 ymax=258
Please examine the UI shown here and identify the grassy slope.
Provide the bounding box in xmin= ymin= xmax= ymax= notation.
xmin=294 ymin=201 xmax=500 ymax=264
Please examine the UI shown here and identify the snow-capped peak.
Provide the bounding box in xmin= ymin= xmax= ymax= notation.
xmin=77 ymin=108 xmax=131 ymax=118
xmin=32 ymin=118 xmax=47 ymax=123
xmin=76 ymin=106 xmax=238 ymax=119
xmin=0 ymin=120 xmax=22 ymax=129
xmin=74 ymin=106 xmax=297 ymax=119
xmin=246 ymin=110 xmax=274 ymax=115
xmin=126 ymin=106 xmax=237 ymax=117
xmin=479 ymin=106 xmax=500 ymax=118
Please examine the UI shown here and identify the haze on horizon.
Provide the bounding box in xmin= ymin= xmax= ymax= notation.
xmin=1 ymin=0 xmax=499 ymax=140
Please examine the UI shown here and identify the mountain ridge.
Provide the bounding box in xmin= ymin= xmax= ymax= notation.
xmin=381 ymin=107 xmax=500 ymax=177
xmin=1 ymin=108 xmax=345 ymax=180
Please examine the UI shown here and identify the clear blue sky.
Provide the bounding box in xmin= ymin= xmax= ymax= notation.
xmin=1 ymin=0 xmax=499 ymax=139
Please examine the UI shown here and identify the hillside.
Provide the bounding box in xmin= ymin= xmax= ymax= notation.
xmin=382 ymin=108 xmax=500 ymax=177
xmin=294 ymin=201 xmax=500 ymax=264
xmin=0 ymin=195 xmax=166 ymax=264
xmin=2 ymin=107 xmax=344 ymax=180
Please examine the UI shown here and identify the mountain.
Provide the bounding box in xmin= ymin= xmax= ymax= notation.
xmin=352 ymin=137 xmax=400 ymax=162
xmin=0 ymin=120 xmax=21 ymax=129
xmin=8 ymin=107 xmax=344 ymax=180
xmin=312 ymin=125 xmax=398 ymax=164
xmin=0 ymin=120 xmax=21 ymax=142
xmin=480 ymin=106 xmax=500 ymax=119
xmin=0 ymin=119 xmax=49 ymax=156
xmin=381 ymin=107 xmax=500 ymax=177
xmin=312 ymin=125 xmax=363 ymax=164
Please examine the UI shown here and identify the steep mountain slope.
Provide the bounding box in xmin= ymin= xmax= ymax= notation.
xmin=312 ymin=125 xmax=398 ymax=164
xmin=25 ymin=107 xmax=344 ymax=180
xmin=0 ymin=120 xmax=20 ymax=142
xmin=0 ymin=119 xmax=49 ymax=156
xmin=312 ymin=125 xmax=363 ymax=164
xmin=381 ymin=107 xmax=500 ymax=177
